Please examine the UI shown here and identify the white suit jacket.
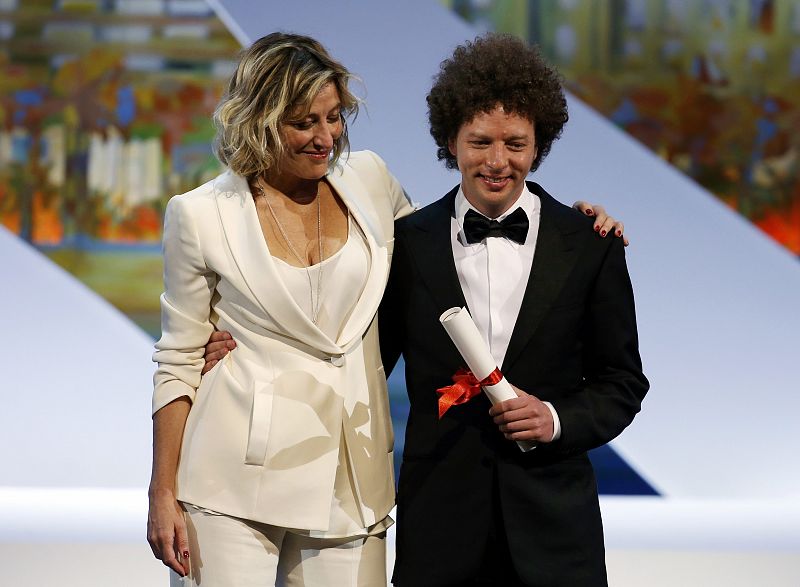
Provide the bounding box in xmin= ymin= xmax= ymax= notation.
xmin=152 ymin=151 xmax=414 ymax=531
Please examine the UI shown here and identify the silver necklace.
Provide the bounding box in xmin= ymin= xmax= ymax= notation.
xmin=255 ymin=178 xmax=324 ymax=324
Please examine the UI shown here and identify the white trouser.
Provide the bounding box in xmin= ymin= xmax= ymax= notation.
xmin=169 ymin=506 xmax=387 ymax=587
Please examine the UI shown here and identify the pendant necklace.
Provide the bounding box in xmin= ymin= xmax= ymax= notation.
xmin=255 ymin=178 xmax=324 ymax=324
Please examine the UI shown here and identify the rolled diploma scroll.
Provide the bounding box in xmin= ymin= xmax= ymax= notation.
xmin=439 ymin=307 xmax=536 ymax=452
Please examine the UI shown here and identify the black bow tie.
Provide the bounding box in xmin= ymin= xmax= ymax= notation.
xmin=463 ymin=207 xmax=529 ymax=245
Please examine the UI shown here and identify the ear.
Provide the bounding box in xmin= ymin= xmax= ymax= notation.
xmin=448 ymin=138 xmax=457 ymax=158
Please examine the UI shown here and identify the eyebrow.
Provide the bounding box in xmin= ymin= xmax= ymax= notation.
xmin=289 ymin=103 xmax=342 ymax=121
xmin=465 ymin=132 xmax=530 ymax=141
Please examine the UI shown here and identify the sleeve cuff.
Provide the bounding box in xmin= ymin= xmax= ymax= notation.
xmin=152 ymin=379 xmax=196 ymax=415
xmin=543 ymin=401 xmax=562 ymax=442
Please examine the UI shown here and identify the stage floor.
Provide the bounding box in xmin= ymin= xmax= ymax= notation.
xmin=2 ymin=489 xmax=798 ymax=586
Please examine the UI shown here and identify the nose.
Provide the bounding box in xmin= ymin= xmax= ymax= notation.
xmin=485 ymin=144 xmax=507 ymax=171
xmin=313 ymin=122 xmax=336 ymax=150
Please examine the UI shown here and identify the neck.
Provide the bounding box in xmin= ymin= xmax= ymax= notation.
xmin=260 ymin=172 xmax=320 ymax=204
xmin=462 ymin=187 xmax=525 ymax=219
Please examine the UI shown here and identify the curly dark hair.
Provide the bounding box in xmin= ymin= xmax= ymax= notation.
xmin=427 ymin=33 xmax=568 ymax=172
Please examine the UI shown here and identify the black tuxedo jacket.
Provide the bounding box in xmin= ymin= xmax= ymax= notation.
xmin=380 ymin=183 xmax=649 ymax=587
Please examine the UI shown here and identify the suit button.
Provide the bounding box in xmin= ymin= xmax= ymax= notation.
xmin=329 ymin=354 xmax=345 ymax=367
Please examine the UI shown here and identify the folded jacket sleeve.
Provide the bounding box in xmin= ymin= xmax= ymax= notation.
xmin=151 ymin=194 xmax=217 ymax=415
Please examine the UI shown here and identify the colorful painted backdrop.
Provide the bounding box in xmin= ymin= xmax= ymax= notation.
xmin=4 ymin=1 xmax=798 ymax=340
xmin=0 ymin=0 xmax=238 ymax=336
xmin=446 ymin=0 xmax=800 ymax=257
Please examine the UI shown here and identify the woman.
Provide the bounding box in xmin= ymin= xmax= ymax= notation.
xmin=147 ymin=32 xmax=625 ymax=586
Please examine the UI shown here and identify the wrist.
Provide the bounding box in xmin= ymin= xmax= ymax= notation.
xmin=148 ymin=485 xmax=176 ymax=500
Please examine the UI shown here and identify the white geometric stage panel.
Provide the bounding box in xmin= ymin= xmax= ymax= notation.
xmin=0 ymin=225 xmax=153 ymax=488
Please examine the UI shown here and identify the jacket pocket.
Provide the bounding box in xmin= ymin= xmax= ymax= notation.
xmin=244 ymin=378 xmax=275 ymax=466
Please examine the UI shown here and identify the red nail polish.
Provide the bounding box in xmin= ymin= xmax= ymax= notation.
xmin=600 ymin=230 xmax=606 ymax=237
xmin=616 ymin=230 xmax=622 ymax=237
xmin=586 ymin=209 xmax=593 ymax=215
xmin=594 ymin=225 xmax=600 ymax=232
xmin=183 ymin=551 xmax=190 ymax=559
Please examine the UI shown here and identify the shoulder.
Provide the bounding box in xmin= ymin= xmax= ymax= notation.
xmin=530 ymin=181 xmax=588 ymax=226
xmin=334 ymin=150 xmax=415 ymax=222
xmin=333 ymin=150 xmax=391 ymax=185
xmin=532 ymin=181 xmax=606 ymax=237
xmin=530 ymin=181 xmax=622 ymax=260
xmin=167 ymin=170 xmax=247 ymax=214
xmin=396 ymin=186 xmax=457 ymax=234
xmin=341 ymin=149 xmax=387 ymax=171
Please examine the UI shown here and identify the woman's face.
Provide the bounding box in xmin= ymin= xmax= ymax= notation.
xmin=277 ymin=82 xmax=343 ymax=184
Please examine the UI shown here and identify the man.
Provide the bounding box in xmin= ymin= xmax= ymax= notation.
xmin=379 ymin=34 xmax=648 ymax=586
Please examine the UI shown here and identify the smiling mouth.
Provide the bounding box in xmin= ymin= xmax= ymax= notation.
xmin=303 ymin=151 xmax=330 ymax=159
xmin=479 ymin=174 xmax=510 ymax=184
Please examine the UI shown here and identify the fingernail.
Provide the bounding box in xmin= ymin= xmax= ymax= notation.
xmin=183 ymin=551 xmax=190 ymax=559
xmin=585 ymin=209 xmax=593 ymax=215
xmin=600 ymin=230 xmax=606 ymax=237
xmin=594 ymin=225 xmax=600 ymax=231
xmin=616 ymin=229 xmax=622 ymax=237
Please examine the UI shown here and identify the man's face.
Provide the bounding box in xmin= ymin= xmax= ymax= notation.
xmin=448 ymin=105 xmax=537 ymax=218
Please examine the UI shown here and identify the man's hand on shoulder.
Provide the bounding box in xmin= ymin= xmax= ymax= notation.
xmin=202 ymin=330 xmax=236 ymax=374
xmin=489 ymin=385 xmax=555 ymax=443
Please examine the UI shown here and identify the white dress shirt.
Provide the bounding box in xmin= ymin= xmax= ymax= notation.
xmin=451 ymin=184 xmax=561 ymax=441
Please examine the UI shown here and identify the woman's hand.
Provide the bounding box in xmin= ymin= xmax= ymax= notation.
xmin=572 ymin=201 xmax=629 ymax=246
xmin=202 ymin=330 xmax=237 ymax=375
xmin=147 ymin=487 xmax=190 ymax=577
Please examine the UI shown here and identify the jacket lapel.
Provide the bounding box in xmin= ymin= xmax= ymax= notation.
xmin=501 ymin=183 xmax=583 ymax=373
xmin=326 ymin=164 xmax=390 ymax=348
xmin=213 ymin=162 xmax=392 ymax=355
xmin=403 ymin=187 xmax=468 ymax=314
xmin=213 ymin=171 xmax=342 ymax=354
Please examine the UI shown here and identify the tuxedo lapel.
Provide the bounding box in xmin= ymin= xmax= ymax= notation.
xmin=501 ymin=183 xmax=582 ymax=373
xmin=403 ymin=187 xmax=468 ymax=315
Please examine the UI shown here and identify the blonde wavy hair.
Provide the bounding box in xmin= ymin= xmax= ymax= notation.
xmin=213 ymin=32 xmax=359 ymax=178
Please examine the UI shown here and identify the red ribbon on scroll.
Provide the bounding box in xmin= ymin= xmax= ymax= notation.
xmin=435 ymin=367 xmax=504 ymax=419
